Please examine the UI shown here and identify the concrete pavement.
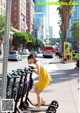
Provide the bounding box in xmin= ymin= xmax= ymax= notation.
xmin=0 ymin=55 xmax=79 ymax=113
xmin=29 ymin=62 xmax=79 ymax=113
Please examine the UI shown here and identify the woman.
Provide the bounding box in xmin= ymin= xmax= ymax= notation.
xmin=28 ymin=54 xmax=52 ymax=108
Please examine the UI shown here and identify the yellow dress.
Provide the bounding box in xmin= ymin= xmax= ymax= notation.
xmin=36 ymin=64 xmax=52 ymax=90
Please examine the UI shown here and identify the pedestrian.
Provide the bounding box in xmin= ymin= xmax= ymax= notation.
xmin=27 ymin=54 xmax=52 ymax=108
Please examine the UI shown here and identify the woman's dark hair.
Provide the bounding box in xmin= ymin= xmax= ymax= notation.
xmin=28 ymin=54 xmax=37 ymax=63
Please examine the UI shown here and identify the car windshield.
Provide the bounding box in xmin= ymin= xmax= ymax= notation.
xmin=9 ymin=52 xmax=17 ymax=54
xmin=44 ymin=47 xmax=53 ymax=50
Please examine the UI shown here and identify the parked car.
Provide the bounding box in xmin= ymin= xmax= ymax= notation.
xmin=30 ymin=49 xmax=37 ymax=57
xmin=43 ymin=45 xmax=55 ymax=58
xmin=23 ymin=49 xmax=30 ymax=55
xmin=8 ymin=51 xmax=22 ymax=61
xmin=55 ymin=48 xmax=63 ymax=58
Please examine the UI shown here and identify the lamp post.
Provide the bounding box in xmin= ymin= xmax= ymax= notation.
xmin=1 ymin=0 xmax=12 ymax=98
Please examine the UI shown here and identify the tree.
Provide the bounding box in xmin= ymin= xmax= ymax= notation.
xmin=13 ymin=32 xmax=28 ymax=49
xmin=0 ymin=14 xmax=5 ymax=40
xmin=13 ymin=31 xmax=43 ymax=50
xmin=0 ymin=14 xmax=13 ymax=41
xmin=70 ymin=21 xmax=79 ymax=42
xmin=57 ymin=0 xmax=74 ymax=52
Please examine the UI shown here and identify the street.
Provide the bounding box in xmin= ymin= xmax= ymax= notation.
xmin=0 ymin=54 xmax=59 ymax=75
xmin=0 ymin=53 xmax=76 ymax=74
xmin=0 ymin=0 xmax=79 ymax=113
xmin=0 ymin=54 xmax=79 ymax=113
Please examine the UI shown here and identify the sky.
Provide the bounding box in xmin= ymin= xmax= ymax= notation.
xmin=48 ymin=0 xmax=60 ymax=38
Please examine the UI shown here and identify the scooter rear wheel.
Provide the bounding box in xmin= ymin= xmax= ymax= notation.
xmin=47 ymin=105 xmax=56 ymax=113
xmin=51 ymin=100 xmax=59 ymax=109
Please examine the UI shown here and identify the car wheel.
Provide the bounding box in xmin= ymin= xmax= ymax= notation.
xmin=51 ymin=55 xmax=54 ymax=58
xmin=17 ymin=57 xmax=20 ymax=61
xmin=43 ymin=55 xmax=45 ymax=58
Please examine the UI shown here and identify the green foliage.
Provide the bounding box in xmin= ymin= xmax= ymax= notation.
xmin=0 ymin=14 xmax=5 ymax=30
xmin=13 ymin=31 xmax=43 ymax=49
xmin=0 ymin=14 xmax=5 ymax=39
xmin=13 ymin=32 xmax=28 ymax=46
xmin=70 ymin=21 xmax=79 ymax=42
xmin=0 ymin=14 xmax=13 ymax=40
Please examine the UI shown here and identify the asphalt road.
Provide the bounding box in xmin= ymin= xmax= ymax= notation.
xmin=0 ymin=54 xmax=59 ymax=75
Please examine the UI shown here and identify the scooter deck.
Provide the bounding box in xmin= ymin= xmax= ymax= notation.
xmin=27 ymin=98 xmax=49 ymax=106
xmin=22 ymin=107 xmax=47 ymax=112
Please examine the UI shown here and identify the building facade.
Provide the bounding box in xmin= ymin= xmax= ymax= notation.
xmin=26 ymin=0 xmax=35 ymax=33
xmin=67 ymin=0 xmax=79 ymax=40
xmin=0 ymin=0 xmax=6 ymax=15
xmin=11 ymin=0 xmax=27 ymax=32
xmin=49 ymin=26 xmax=53 ymax=39
xmin=34 ymin=0 xmax=49 ymax=42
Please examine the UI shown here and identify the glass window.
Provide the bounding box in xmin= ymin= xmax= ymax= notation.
xmin=14 ymin=17 xmax=17 ymax=21
xmin=14 ymin=12 xmax=17 ymax=16
xmin=14 ymin=2 xmax=17 ymax=5
xmin=14 ymin=6 xmax=17 ymax=10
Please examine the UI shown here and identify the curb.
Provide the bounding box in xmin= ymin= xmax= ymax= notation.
xmin=63 ymin=60 xmax=76 ymax=63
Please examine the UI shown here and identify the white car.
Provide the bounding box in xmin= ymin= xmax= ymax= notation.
xmin=23 ymin=49 xmax=30 ymax=55
xmin=8 ymin=51 xmax=22 ymax=61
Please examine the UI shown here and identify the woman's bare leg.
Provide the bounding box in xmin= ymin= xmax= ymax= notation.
xmin=34 ymin=86 xmax=42 ymax=107
xmin=41 ymin=95 xmax=46 ymax=105
xmin=37 ymin=92 xmax=41 ymax=107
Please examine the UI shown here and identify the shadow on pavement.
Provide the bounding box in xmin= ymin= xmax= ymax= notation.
xmin=0 ymin=69 xmax=79 ymax=96
xmin=37 ymin=56 xmax=53 ymax=59
xmin=49 ymin=61 xmax=62 ymax=64
xmin=50 ymin=69 xmax=79 ymax=84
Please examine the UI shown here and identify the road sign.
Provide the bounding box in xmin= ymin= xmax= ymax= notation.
xmin=64 ymin=42 xmax=70 ymax=59
xmin=60 ymin=33 xmax=64 ymax=38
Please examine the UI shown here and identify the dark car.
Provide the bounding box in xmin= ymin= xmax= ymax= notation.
xmin=55 ymin=48 xmax=62 ymax=58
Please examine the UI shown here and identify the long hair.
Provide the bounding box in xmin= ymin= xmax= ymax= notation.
xmin=28 ymin=54 xmax=37 ymax=63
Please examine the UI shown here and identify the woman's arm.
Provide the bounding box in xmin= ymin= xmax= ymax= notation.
xmin=34 ymin=62 xmax=40 ymax=75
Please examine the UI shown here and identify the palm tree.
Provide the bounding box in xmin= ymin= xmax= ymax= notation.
xmin=57 ymin=0 xmax=74 ymax=52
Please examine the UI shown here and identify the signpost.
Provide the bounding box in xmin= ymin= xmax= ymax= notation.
xmin=64 ymin=42 xmax=70 ymax=60
xmin=1 ymin=0 xmax=12 ymax=98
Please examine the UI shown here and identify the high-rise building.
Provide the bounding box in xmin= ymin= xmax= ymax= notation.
xmin=11 ymin=0 xmax=27 ymax=32
xmin=67 ymin=0 xmax=79 ymax=40
xmin=35 ymin=0 xmax=46 ymax=13
xmin=34 ymin=13 xmax=46 ymax=42
xmin=49 ymin=26 xmax=53 ymax=39
xmin=26 ymin=0 xmax=35 ymax=33
xmin=34 ymin=0 xmax=49 ymax=42
xmin=0 ymin=0 xmax=6 ymax=15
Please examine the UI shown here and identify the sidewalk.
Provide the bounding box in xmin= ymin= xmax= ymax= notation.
xmin=29 ymin=63 xmax=79 ymax=113
xmin=0 ymin=60 xmax=79 ymax=113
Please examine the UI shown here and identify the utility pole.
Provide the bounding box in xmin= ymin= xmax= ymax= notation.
xmin=1 ymin=0 xmax=12 ymax=98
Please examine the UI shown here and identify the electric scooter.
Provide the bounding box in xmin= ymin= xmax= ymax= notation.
xmin=19 ymin=67 xmax=58 ymax=113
